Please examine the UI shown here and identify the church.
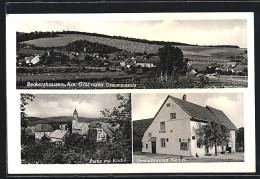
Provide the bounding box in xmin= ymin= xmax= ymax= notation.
xmin=141 ymin=95 xmax=237 ymax=157
xmin=71 ymin=108 xmax=120 ymax=142
xmin=72 ymin=108 xmax=89 ymax=135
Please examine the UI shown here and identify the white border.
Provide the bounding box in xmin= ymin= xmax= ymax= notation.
xmin=6 ymin=13 xmax=255 ymax=174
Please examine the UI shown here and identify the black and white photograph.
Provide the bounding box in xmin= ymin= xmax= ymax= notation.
xmin=6 ymin=12 xmax=255 ymax=174
xmin=133 ymin=93 xmax=244 ymax=163
xmin=20 ymin=93 xmax=132 ymax=164
xmin=15 ymin=14 xmax=249 ymax=89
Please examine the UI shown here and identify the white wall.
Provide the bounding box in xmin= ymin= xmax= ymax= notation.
xmin=142 ymin=97 xmax=192 ymax=156
xmin=190 ymin=121 xmax=206 ymax=156
xmin=35 ymin=132 xmax=52 ymax=140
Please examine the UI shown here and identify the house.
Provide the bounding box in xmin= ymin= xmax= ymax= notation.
xmin=34 ymin=124 xmax=54 ymax=140
xmin=49 ymin=129 xmax=69 ymax=145
xmin=187 ymin=69 xmax=198 ymax=76
xmin=207 ymin=63 xmax=222 ymax=73
xmin=142 ymin=95 xmax=237 ymax=157
xmin=31 ymin=55 xmax=41 ymax=65
xmin=71 ymin=108 xmax=120 ymax=142
xmin=24 ymin=56 xmax=34 ymax=64
xmin=227 ymin=59 xmax=243 ymax=67
xmin=17 ymin=59 xmax=26 ymax=66
xmin=231 ymin=64 xmax=246 ymax=73
xmin=92 ymin=53 xmax=99 ymax=58
xmin=72 ymin=108 xmax=89 ymax=135
xmin=96 ymin=122 xmax=119 ymax=142
xmin=135 ymin=59 xmax=158 ymax=68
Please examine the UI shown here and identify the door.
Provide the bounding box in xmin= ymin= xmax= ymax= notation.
xmin=205 ymin=146 xmax=209 ymax=154
xmin=151 ymin=141 xmax=156 ymax=154
xmin=226 ymin=143 xmax=231 ymax=153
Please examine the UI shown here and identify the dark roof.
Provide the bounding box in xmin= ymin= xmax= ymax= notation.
xmin=169 ymin=96 xmax=217 ymax=122
xmin=34 ymin=124 xmax=54 ymax=132
xmin=133 ymin=118 xmax=154 ymax=136
xmin=168 ymin=96 xmax=237 ymax=130
xmin=136 ymin=59 xmax=159 ymax=63
xmin=233 ymin=64 xmax=245 ymax=71
xmin=208 ymin=63 xmax=222 ymax=68
xmin=206 ymin=106 xmax=237 ymax=130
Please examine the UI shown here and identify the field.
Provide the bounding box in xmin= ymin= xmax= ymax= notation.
xmin=17 ymin=71 xmax=247 ymax=89
xmin=21 ymin=33 xmax=247 ymax=62
xmin=17 ymin=32 xmax=248 ymax=89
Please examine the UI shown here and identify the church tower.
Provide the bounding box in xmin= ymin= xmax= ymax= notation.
xmin=73 ymin=107 xmax=79 ymax=123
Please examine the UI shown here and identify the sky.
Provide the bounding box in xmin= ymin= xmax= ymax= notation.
xmin=25 ymin=93 xmax=243 ymax=128
xmin=25 ymin=94 xmax=129 ymax=119
xmin=132 ymin=93 xmax=244 ymax=128
xmin=16 ymin=19 xmax=247 ymax=48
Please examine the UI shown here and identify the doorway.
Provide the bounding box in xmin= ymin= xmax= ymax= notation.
xmin=151 ymin=141 xmax=156 ymax=154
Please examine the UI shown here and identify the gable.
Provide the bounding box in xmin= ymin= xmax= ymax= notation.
xmin=153 ymin=96 xmax=191 ymax=123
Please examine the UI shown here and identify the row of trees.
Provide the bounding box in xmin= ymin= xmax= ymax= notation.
xmin=62 ymin=40 xmax=121 ymax=54
xmin=17 ymin=31 xmax=58 ymax=43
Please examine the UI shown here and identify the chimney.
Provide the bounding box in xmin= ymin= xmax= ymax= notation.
xmin=182 ymin=94 xmax=186 ymax=101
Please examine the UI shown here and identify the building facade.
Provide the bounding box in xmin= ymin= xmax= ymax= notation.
xmin=142 ymin=95 xmax=237 ymax=157
xmin=72 ymin=108 xmax=89 ymax=135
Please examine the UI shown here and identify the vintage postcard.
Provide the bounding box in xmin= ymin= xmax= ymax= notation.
xmin=6 ymin=12 xmax=255 ymax=174
xmin=10 ymin=13 xmax=251 ymax=89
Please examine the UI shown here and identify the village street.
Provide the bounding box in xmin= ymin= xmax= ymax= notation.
xmin=133 ymin=152 xmax=244 ymax=163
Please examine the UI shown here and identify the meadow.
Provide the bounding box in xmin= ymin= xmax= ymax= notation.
xmin=21 ymin=33 xmax=246 ymax=63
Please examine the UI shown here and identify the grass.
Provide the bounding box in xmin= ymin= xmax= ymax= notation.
xmin=20 ymin=33 xmax=245 ymax=59
xmin=16 ymin=71 xmax=247 ymax=89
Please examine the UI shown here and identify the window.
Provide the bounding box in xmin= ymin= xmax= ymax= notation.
xmin=166 ymin=103 xmax=170 ymax=107
xmin=161 ymin=138 xmax=166 ymax=147
xmin=179 ymin=138 xmax=181 ymax=142
xmin=196 ymin=123 xmax=202 ymax=133
xmin=160 ymin=122 xmax=165 ymax=130
xmin=180 ymin=142 xmax=189 ymax=150
xmin=192 ymin=136 xmax=195 ymax=140
xmin=170 ymin=113 xmax=176 ymax=120
xmin=197 ymin=140 xmax=203 ymax=148
xmin=146 ymin=144 xmax=148 ymax=149
xmin=148 ymin=132 xmax=152 ymax=137
xmin=166 ymin=138 xmax=169 ymax=142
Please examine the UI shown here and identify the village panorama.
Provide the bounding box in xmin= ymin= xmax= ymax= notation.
xmin=16 ymin=31 xmax=248 ymax=89
xmin=21 ymin=94 xmax=132 ymax=164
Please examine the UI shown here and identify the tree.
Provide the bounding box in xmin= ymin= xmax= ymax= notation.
xmin=236 ymin=127 xmax=244 ymax=152
xmin=200 ymin=121 xmax=230 ymax=156
xmin=20 ymin=94 xmax=35 ymax=129
xmin=158 ymin=45 xmax=186 ymax=76
xmin=100 ymin=94 xmax=132 ymax=163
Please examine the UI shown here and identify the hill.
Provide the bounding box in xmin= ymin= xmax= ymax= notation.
xmin=17 ymin=31 xmax=247 ymax=74
xmin=18 ymin=32 xmax=246 ymax=61
xmin=27 ymin=116 xmax=107 ymax=126
xmin=133 ymin=118 xmax=154 ymax=137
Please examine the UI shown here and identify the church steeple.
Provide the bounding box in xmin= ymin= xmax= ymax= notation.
xmin=73 ymin=107 xmax=79 ymax=122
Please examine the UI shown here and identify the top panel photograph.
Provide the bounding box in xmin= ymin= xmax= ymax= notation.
xmin=14 ymin=13 xmax=251 ymax=89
